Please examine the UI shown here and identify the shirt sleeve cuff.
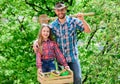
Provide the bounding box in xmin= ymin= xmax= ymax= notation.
xmin=37 ymin=65 xmax=42 ymax=69
xmin=63 ymin=63 xmax=68 ymax=67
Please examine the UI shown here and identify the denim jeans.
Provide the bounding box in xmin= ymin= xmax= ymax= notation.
xmin=42 ymin=59 xmax=56 ymax=72
xmin=68 ymin=58 xmax=82 ymax=84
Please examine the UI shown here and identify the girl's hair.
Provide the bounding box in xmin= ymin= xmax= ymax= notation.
xmin=38 ymin=24 xmax=53 ymax=54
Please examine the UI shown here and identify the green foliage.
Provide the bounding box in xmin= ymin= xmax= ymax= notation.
xmin=0 ymin=0 xmax=120 ymax=84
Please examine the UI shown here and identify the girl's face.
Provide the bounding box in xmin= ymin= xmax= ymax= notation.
xmin=41 ymin=26 xmax=50 ymax=40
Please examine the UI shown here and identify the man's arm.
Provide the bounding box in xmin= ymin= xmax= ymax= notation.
xmin=33 ymin=39 xmax=39 ymax=53
xmin=77 ymin=13 xmax=91 ymax=33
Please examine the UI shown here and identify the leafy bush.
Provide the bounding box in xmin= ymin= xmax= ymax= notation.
xmin=0 ymin=0 xmax=120 ymax=84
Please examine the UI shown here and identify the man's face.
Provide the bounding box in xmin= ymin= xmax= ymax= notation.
xmin=55 ymin=8 xmax=66 ymax=19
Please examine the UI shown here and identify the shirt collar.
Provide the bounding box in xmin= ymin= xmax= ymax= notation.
xmin=56 ymin=16 xmax=69 ymax=25
xmin=42 ymin=39 xmax=50 ymax=42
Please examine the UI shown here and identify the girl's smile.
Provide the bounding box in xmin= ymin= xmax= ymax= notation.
xmin=41 ymin=26 xmax=50 ymax=41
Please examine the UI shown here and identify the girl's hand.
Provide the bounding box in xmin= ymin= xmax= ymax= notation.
xmin=38 ymin=68 xmax=44 ymax=76
xmin=38 ymin=68 xmax=42 ymax=72
xmin=65 ymin=66 xmax=70 ymax=70
xmin=38 ymin=68 xmax=42 ymax=74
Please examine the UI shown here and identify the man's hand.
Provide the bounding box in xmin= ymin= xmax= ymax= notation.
xmin=33 ymin=40 xmax=39 ymax=53
xmin=77 ymin=13 xmax=84 ymax=21
xmin=77 ymin=13 xmax=91 ymax=33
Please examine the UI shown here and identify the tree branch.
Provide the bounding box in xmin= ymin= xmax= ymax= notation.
xmin=82 ymin=66 xmax=92 ymax=83
xmin=63 ymin=0 xmax=68 ymax=3
xmin=86 ymin=28 xmax=98 ymax=49
xmin=44 ymin=0 xmax=51 ymax=12
xmin=82 ymin=72 xmax=88 ymax=84
xmin=25 ymin=0 xmax=47 ymax=12
xmin=116 ymin=39 xmax=120 ymax=52
xmin=106 ymin=43 xmax=113 ymax=53
xmin=17 ymin=16 xmax=25 ymax=31
xmin=11 ymin=11 xmax=15 ymax=16
xmin=101 ymin=40 xmax=109 ymax=55
xmin=32 ymin=6 xmax=39 ymax=12
xmin=69 ymin=0 xmax=73 ymax=6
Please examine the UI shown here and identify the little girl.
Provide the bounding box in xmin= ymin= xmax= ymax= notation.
xmin=34 ymin=24 xmax=69 ymax=73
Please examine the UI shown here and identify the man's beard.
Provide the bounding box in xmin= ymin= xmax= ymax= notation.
xmin=57 ymin=13 xmax=66 ymax=19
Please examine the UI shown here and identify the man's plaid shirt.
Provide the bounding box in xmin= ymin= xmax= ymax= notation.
xmin=50 ymin=16 xmax=84 ymax=62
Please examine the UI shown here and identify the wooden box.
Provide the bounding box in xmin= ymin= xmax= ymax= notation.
xmin=37 ymin=69 xmax=73 ymax=84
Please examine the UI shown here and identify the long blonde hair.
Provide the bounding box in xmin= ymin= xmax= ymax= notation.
xmin=38 ymin=24 xmax=53 ymax=54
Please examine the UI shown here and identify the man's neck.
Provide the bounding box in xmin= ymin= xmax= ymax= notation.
xmin=58 ymin=17 xmax=66 ymax=24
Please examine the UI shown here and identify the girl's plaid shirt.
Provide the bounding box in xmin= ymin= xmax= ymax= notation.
xmin=36 ymin=39 xmax=68 ymax=69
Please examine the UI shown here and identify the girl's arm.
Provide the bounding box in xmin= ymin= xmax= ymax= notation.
xmin=33 ymin=39 xmax=39 ymax=53
xmin=36 ymin=52 xmax=42 ymax=70
xmin=54 ymin=42 xmax=68 ymax=67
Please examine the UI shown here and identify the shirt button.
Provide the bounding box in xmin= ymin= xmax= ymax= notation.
xmin=64 ymin=47 xmax=67 ymax=49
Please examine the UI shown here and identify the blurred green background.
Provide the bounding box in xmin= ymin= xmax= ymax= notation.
xmin=0 ymin=0 xmax=120 ymax=84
